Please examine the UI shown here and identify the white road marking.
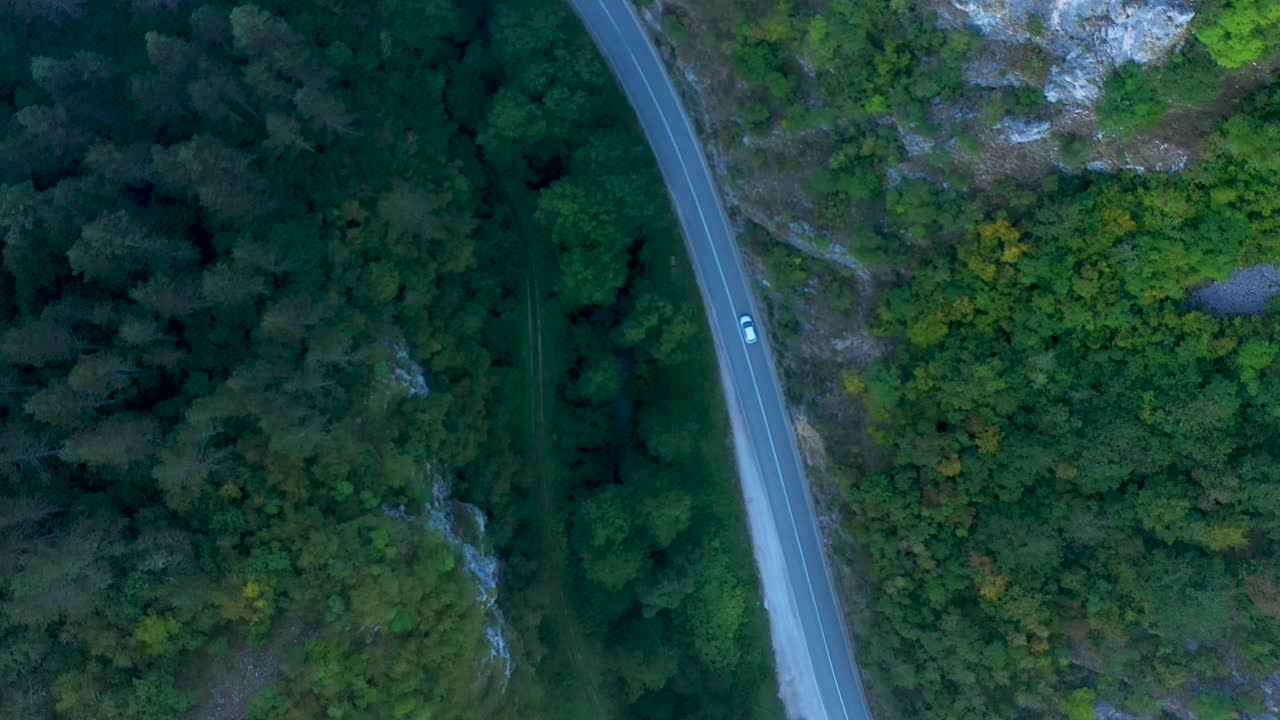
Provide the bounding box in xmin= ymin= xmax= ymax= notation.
xmin=585 ymin=2 xmax=859 ymax=718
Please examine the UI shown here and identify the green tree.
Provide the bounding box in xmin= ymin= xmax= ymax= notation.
xmin=292 ymin=86 xmax=356 ymax=141
xmin=151 ymin=135 xmax=274 ymax=222
xmin=1097 ymin=62 xmax=1169 ymax=132
xmin=535 ymin=177 xmax=631 ymax=308
xmin=1 ymin=315 xmax=82 ymax=366
xmin=573 ymin=486 xmax=650 ymax=591
xmin=617 ymin=294 xmax=696 ymax=363
xmin=1195 ymin=0 xmax=1280 ymax=68
xmin=68 ymin=208 xmax=195 ymax=286
xmin=228 ymin=4 xmax=303 ymax=58
xmin=4 ymin=515 xmax=118 ymax=628
xmin=60 ymin=414 xmax=159 ymax=468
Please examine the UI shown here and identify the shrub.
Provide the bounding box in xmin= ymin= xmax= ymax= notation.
xmin=1055 ymin=132 xmax=1092 ymax=168
xmin=1096 ymin=62 xmax=1168 ymax=132
xmin=1158 ymin=41 xmax=1228 ymax=104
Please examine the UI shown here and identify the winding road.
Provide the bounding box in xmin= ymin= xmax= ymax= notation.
xmin=567 ymin=2 xmax=872 ymax=719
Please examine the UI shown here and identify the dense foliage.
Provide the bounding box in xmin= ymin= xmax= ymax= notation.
xmin=0 ymin=1 xmax=521 ymax=717
xmin=470 ymin=3 xmax=781 ymax=719
xmin=1194 ymin=0 xmax=1280 ymax=68
xmin=0 ymin=1 xmax=777 ymax=718
xmin=728 ymin=1 xmax=984 ymax=233
xmin=680 ymin=0 xmax=1280 ymax=718
xmin=851 ymin=82 xmax=1280 ymax=718
xmin=726 ymin=0 xmax=1280 ymax=249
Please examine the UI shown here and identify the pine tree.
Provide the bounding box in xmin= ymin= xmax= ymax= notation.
xmin=188 ymin=69 xmax=256 ymax=129
xmin=129 ymin=273 xmax=207 ymax=320
xmin=292 ymin=86 xmax=356 ymax=141
xmin=189 ymin=4 xmax=232 ymax=50
xmin=0 ymin=0 xmax=86 ymax=24
xmin=66 ymin=352 xmax=142 ymax=398
xmin=201 ymin=259 xmax=271 ymax=306
xmin=13 ymin=105 xmax=91 ymax=160
xmin=228 ymin=4 xmax=303 ymax=59
xmin=68 ymin=210 xmax=197 ymax=289
xmin=60 ymin=414 xmax=160 ymax=468
xmin=1 ymin=316 xmax=83 ymax=367
xmin=262 ymin=111 xmax=314 ymax=156
xmin=0 ymin=420 xmax=61 ymax=482
xmin=152 ymin=423 xmax=229 ymax=511
xmin=152 ymin=134 xmax=274 ymax=222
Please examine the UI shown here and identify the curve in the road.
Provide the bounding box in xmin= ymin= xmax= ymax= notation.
xmin=567 ymin=2 xmax=873 ymax=720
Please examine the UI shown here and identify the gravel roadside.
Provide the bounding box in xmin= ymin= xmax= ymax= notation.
xmin=720 ymin=359 xmax=826 ymax=720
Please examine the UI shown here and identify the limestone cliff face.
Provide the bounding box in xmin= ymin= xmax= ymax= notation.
xmin=940 ymin=0 xmax=1197 ymax=105
xmin=637 ymin=0 xmax=1226 ymax=272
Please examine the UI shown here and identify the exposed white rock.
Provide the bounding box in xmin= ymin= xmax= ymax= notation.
xmin=1092 ymin=672 xmax=1280 ymax=720
xmin=1095 ymin=701 xmax=1144 ymax=720
xmin=774 ymin=219 xmax=872 ymax=277
xmin=388 ymin=342 xmax=428 ymax=398
xmin=964 ymin=58 xmax=1034 ymax=88
xmin=373 ymin=340 xmax=429 ymax=410
xmin=485 ymin=625 xmax=512 ymax=683
xmin=385 ymin=474 xmax=513 ymax=686
xmin=944 ymin=0 xmax=1197 ymax=105
xmin=1097 ymin=0 xmax=1197 ymax=65
xmin=425 ymin=481 xmax=498 ymax=608
xmin=994 ymin=116 xmax=1053 ymax=143
xmin=1148 ymin=142 xmax=1190 ymax=172
xmin=423 ymin=479 xmax=512 ymax=684
xmin=949 ymin=0 xmax=1033 ymax=42
xmin=1045 ymin=49 xmax=1110 ymax=104
xmin=898 ymin=123 xmax=938 ymax=156
xmin=1260 ymin=673 xmax=1280 ymax=716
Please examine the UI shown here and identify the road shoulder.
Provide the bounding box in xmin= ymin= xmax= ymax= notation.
xmin=719 ymin=352 xmax=827 ymax=720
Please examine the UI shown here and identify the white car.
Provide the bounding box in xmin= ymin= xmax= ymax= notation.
xmin=738 ymin=314 xmax=758 ymax=344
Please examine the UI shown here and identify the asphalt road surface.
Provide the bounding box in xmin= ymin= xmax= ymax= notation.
xmin=567 ymin=2 xmax=873 ymax=719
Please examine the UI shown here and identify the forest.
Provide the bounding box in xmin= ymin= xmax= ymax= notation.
xmin=725 ymin=2 xmax=1280 ymax=719
xmin=854 ymin=91 xmax=1280 ymax=717
xmin=724 ymin=0 xmax=1273 ymax=245
xmin=712 ymin=0 xmax=1280 ymax=718
xmin=0 ymin=1 xmax=776 ymax=718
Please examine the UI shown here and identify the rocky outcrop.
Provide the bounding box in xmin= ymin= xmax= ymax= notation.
xmin=384 ymin=474 xmax=514 ymax=687
xmin=941 ymin=0 xmax=1198 ymax=105
xmin=422 ymin=478 xmax=513 ymax=685
xmin=1192 ymin=265 xmax=1280 ymax=315
xmin=995 ymin=116 xmax=1053 ymax=142
xmin=385 ymin=339 xmax=429 ymax=399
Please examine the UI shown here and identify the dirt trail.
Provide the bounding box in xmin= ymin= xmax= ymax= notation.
xmin=502 ymin=167 xmax=611 ymax=720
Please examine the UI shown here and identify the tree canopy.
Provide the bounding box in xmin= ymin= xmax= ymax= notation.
xmin=845 ymin=80 xmax=1280 ymax=719
xmin=0 ymin=1 xmax=779 ymax=718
